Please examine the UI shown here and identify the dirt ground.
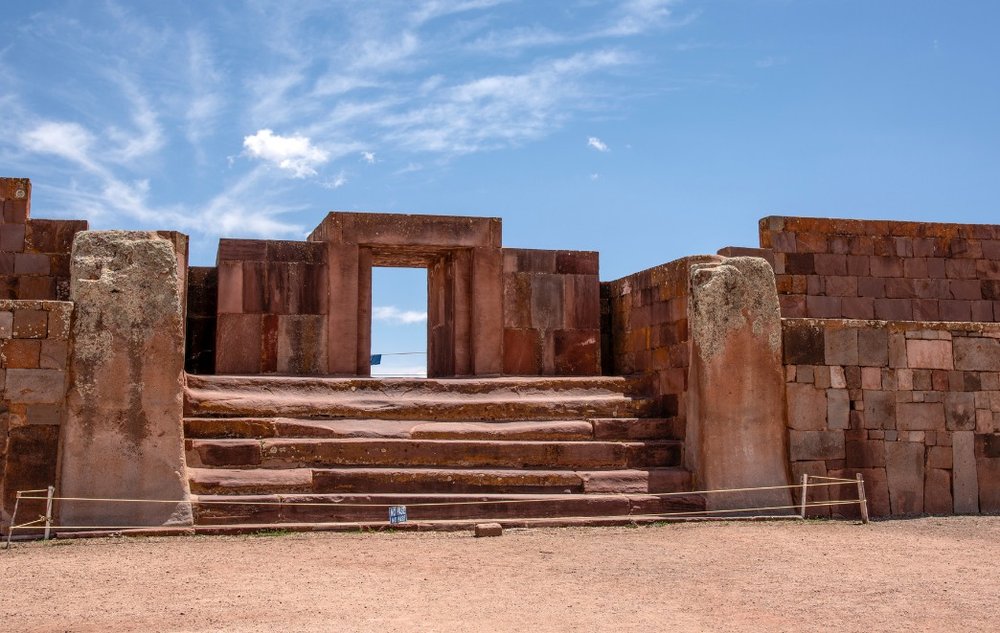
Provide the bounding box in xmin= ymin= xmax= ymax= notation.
xmin=2 ymin=516 xmax=999 ymax=632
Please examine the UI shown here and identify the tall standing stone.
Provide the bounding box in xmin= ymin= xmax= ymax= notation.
xmin=687 ymin=256 xmax=793 ymax=512
xmin=58 ymin=231 xmax=192 ymax=528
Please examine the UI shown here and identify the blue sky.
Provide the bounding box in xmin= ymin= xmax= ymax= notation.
xmin=2 ymin=1 xmax=999 ymax=374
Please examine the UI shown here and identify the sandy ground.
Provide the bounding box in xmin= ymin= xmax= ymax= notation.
xmin=2 ymin=516 xmax=999 ymax=632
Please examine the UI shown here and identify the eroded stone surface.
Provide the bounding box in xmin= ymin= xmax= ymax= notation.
xmin=60 ymin=231 xmax=192 ymax=528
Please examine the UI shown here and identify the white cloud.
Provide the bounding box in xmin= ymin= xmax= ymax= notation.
xmin=323 ymin=170 xmax=349 ymax=189
xmin=242 ymin=129 xmax=330 ymax=177
xmin=589 ymin=173 xmax=600 ymax=180
xmin=373 ymin=306 xmax=428 ymax=325
xmin=361 ymin=151 xmax=376 ymax=164
xmin=587 ymin=137 xmax=610 ymax=152
xmin=20 ymin=122 xmax=98 ymax=169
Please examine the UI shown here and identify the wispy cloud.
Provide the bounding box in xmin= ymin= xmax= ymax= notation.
xmin=243 ymin=129 xmax=330 ymax=177
xmin=587 ymin=136 xmax=610 ymax=152
xmin=373 ymin=305 xmax=428 ymax=325
xmin=361 ymin=151 xmax=377 ymax=164
xmin=323 ymin=170 xmax=349 ymax=189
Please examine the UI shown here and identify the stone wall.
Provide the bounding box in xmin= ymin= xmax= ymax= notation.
xmin=603 ymin=256 xmax=718 ymax=419
xmin=215 ymin=239 xmax=328 ymax=374
xmin=761 ymin=216 xmax=1000 ymax=322
xmin=501 ymin=249 xmax=600 ymax=376
xmin=0 ymin=300 xmax=72 ymax=534
xmin=0 ymin=178 xmax=89 ymax=301
xmin=784 ymin=319 xmax=1000 ymax=517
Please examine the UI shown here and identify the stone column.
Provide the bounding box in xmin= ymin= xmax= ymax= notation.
xmin=58 ymin=231 xmax=192 ymax=528
xmin=687 ymin=256 xmax=793 ymax=512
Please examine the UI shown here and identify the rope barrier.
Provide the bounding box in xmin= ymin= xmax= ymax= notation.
xmin=3 ymin=476 xmax=869 ymax=542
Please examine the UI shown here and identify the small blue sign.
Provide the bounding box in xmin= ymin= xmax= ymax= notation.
xmin=370 ymin=354 xmax=382 ymax=366
xmin=389 ymin=505 xmax=407 ymax=524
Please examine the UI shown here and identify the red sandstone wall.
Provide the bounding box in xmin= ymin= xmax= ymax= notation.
xmin=761 ymin=217 xmax=1000 ymax=322
xmin=783 ymin=319 xmax=1000 ymax=518
xmin=501 ymin=249 xmax=600 ymax=376
xmin=0 ymin=179 xmax=88 ymax=301
xmin=0 ymin=300 xmax=72 ymax=535
xmin=215 ymin=240 xmax=328 ymax=374
xmin=603 ymin=256 xmax=718 ymax=420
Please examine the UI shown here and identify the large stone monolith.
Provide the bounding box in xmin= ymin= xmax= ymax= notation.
xmin=58 ymin=231 xmax=192 ymax=528
xmin=687 ymin=256 xmax=793 ymax=513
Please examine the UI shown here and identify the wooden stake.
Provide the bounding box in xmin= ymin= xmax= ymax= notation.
xmin=856 ymin=473 xmax=869 ymax=524
xmin=800 ymin=474 xmax=808 ymax=519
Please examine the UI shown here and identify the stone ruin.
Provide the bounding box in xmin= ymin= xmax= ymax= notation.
xmin=2 ymin=174 xmax=1000 ymax=535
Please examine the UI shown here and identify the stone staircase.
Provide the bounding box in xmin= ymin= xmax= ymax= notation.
xmin=183 ymin=374 xmax=704 ymax=530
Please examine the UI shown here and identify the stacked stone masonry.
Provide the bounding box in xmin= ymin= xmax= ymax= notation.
xmin=502 ymin=248 xmax=601 ymax=376
xmin=0 ymin=300 xmax=72 ymax=533
xmin=0 ymin=179 xmax=89 ymax=301
xmin=784 ymin=319 xmax=1000 ymax=517
xmin=761 ymin=216 xmax=1000 ymax=322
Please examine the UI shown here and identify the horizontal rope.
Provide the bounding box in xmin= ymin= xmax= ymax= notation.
xmin=16 ymin=480 xmax=859 ymax=509
xmin=6 ymin=499 xmax=863 ymax=533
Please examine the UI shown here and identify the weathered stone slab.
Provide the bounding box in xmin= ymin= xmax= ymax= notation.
xmin=905 ymin=339 xmax=953 ymax=370
xmin=945 ymin=392 xmax=976 ymax=431
xmin=790 ymin=430 xmax=846 ymax=461
xmin=896 ymin=402 xmax=944 ymax=431
xmin=60 ymin=231 xmax=192 ymax=528
xmin=952 ymin=430 xmax=979 ymax=513
xmin=786 ymin=383 xmax=827 ymax=430
xmin=953 ymin=337 xmax=1000 ymax=371
xmin=827 ymin=388 xmax=850 ymax=430
xmin=886 ymin=441 xmax=924 ymax=515
xmin=924 ymin=468 xmax=953 ymax=515
xmin=688 ymin=257 xmax=792 ymax=511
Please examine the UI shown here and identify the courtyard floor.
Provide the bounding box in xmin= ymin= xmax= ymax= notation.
xmin=2 ymin=515 xmax=998 ymax=632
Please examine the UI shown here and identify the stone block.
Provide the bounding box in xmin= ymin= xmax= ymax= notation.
xmin=0 ymin=223 xmax=25 ymax=252
xmin=5 ymin=368 xmax=66 ymax=403
xmin=242 ymin=261 xmax=266 ymax=313
xmin=952 ymin=430 xmax=979 ymax=513
xmin=874 ymin=298 xmax=913 ymax=320
xmin=827 ymin=389 xmax=850 ymax=430
xmin=886 ymin=440 xmax=924 ymax=515
xmin=861 ymin=367 xmax=881 ymax=390
xmin=555 ymin=251 xmax=599 ymax=276
xmin=503 ymin=328 xmax=542 ymax=375
xmin=841 ymin=297 xmax=875 ymax=320
xmin=978 ymin=456 xmax=1000 ymax=513
xmin=563 ymin=274 xmax=600 ymax=330
xmin=864 ymin=391 xmax=896 ymax=429
xmin=924 ymin=468 xmax=953 ymax=515
xmin=806 ymin=295 xmax=841 ymax=318
xmin=846 ymin=439 xmax=886 ymax=468
xmin=1 ymin=339 xmax=40 ymax=368
xmin=61 ymin=231 xmax=191 ymax=528
xmin=529 ymin=274 xmax=564 ymax=331
xmin=896 ymin=402 xmax=943 ymax=431
xmin=553 ymin=329 xmax=599 ymax=376
xmin=939 ymin=300 xmax=972 ymax=322
xmin=12 ymin=309 xmax=48 ymax=339
xmin=945 ymin=392 xmax=976 ymax=431
xmin=856 ymin=328 xmax=888 ymax=367
xmin=217 ymin=261 xmax=244 ymax=314
xmin=783 ymin=323 xmax=824 ymax=365
xmin=215 ymin=313 xmax=262 ymax=374
xmin=26 ymin=403 xmax=62 ymax=425
xmin=13 ymin=252 xmax=50 ymax=275
xmin=2 ymin=424 xmax=60 ymax=525
xmin=18 ymin=276 xmax=56 ymax=300
xmin=953 ymin=337 xmax=1000 ymax=371
xmin=474 ymin=522 xmax=503 ymax=537
xmin=786 ymin=383 xmax=827 ymax=430
xmin=789 ymin=430 xmax=845 ymax=461
xmin=217 ymin=238 xmax=267 ymax=262
xmin=824 ymin=327 xmax=858 ymax=366
xmin=927 ymin=445 xmax=953 ymax=469
xmin=905 ymin=339 xmax=954 ymax=370
xmin=277 ymin=315 xmax=328 ymax=374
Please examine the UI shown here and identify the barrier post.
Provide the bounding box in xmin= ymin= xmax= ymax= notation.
xmin=4 ymin=492 xmax=23 ymax=548
xmin=799 ymin=474 xmax=808 ymax=519
xmin=44 ymin=486 xmax=55 ymax=540
xmin=855 ymin=474 xmax=869 ymax=524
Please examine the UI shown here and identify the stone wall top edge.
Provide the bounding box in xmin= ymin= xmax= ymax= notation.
xmin=781 ymin=317 xmax=1000 ymax=332
xmin=318 ymin=210 xmax=503 ymax=224
xmin=0 ymin=299 xmax=73 ymax=311
xmin=604 ymin=254 xmax=721 ymax=291
xmin=502 ymin=247 xmax=600 ymax=257
xmin=760 ymin=215 xmax=1000 ymax=239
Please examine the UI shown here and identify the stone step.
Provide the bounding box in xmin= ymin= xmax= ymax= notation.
xmin=183 ymin=417 xmax=684 ymax=442
xmin=186 ymin=438 xmax=683 ymax=470
xmin=184 ymin=375 xmax=661 ymax=421
xmin=188 ymin=466 xmax=693 ymax=495
xmin=190 ymin=492 xmax=706 ymax=525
